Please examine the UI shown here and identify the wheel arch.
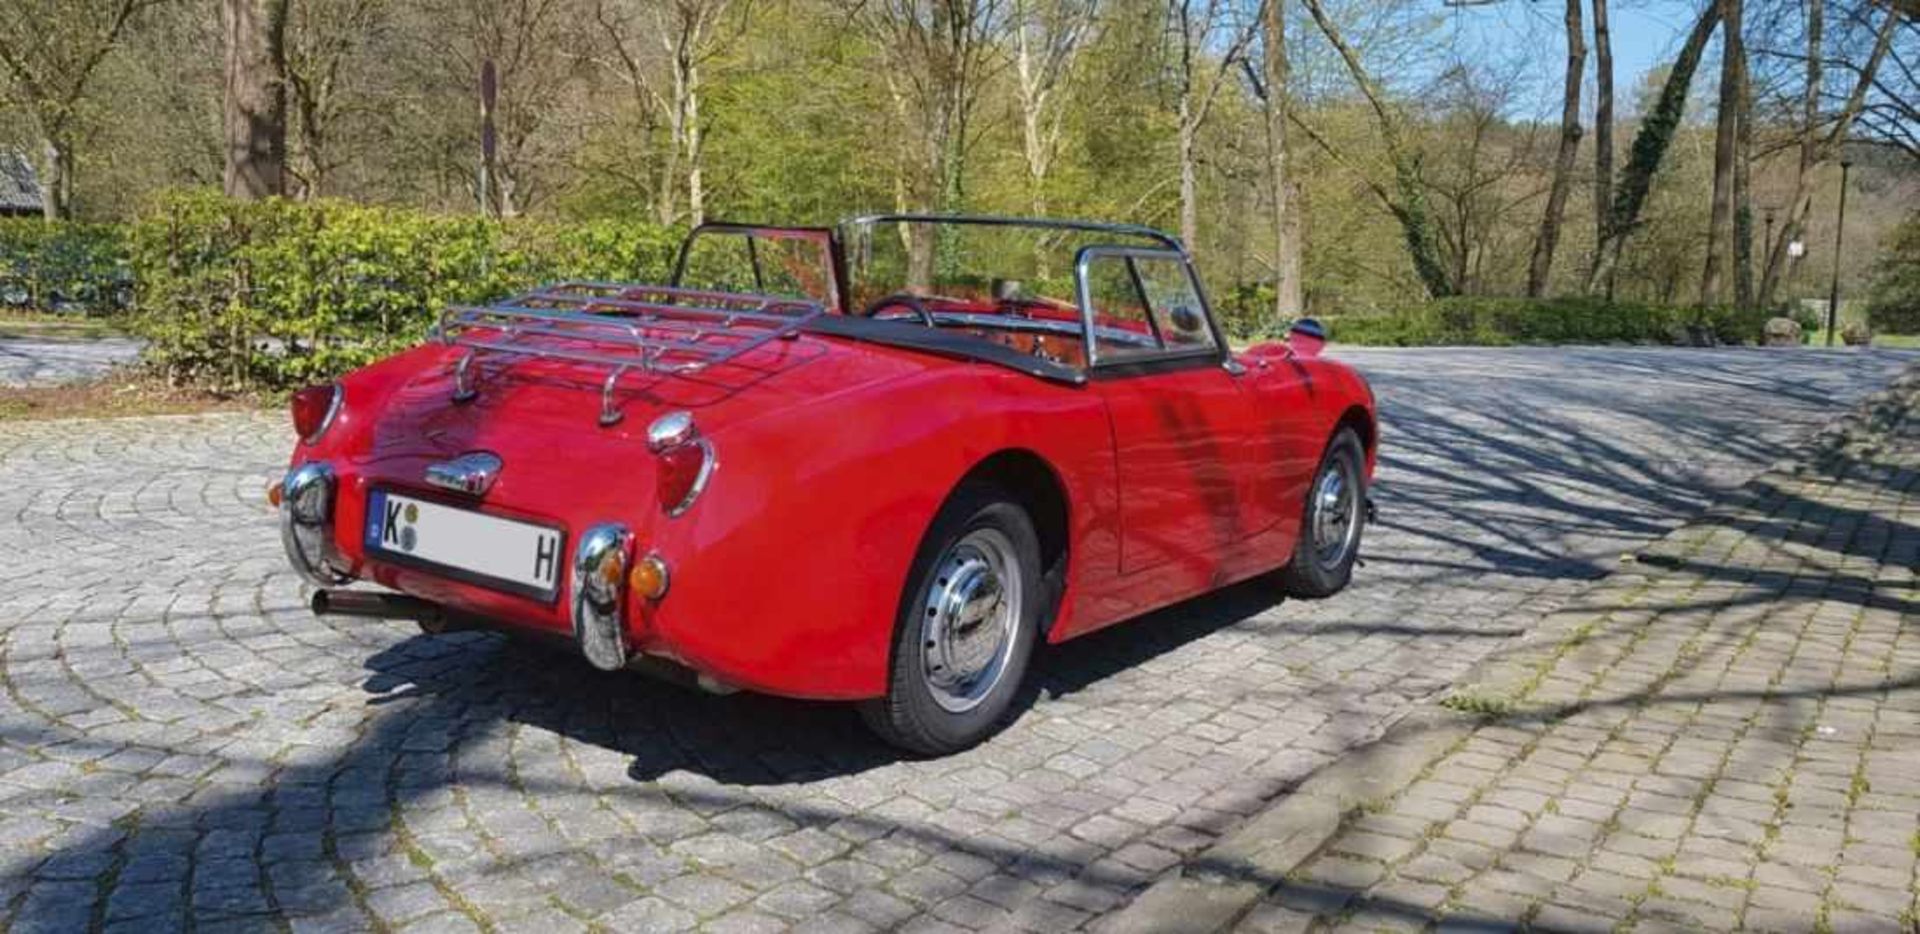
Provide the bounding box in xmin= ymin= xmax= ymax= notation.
xmin=955 ymin=448 xmax=1070 ymax=585
xmin=1334 ymin=404 xmax=1375 ymax=455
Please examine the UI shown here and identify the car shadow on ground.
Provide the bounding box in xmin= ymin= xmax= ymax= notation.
xmin=6 ymin=349 xmax=1915 ymax=931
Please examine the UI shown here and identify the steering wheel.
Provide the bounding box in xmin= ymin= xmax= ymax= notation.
xmin=859 ymin=293 xmax=937 ymax=327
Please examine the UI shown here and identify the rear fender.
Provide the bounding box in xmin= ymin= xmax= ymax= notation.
xmin=635 ymin=367 xmax=1115 ymax=699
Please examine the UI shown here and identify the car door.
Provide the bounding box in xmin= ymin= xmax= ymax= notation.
xmin=1081 ymin=249 xmax=1274 ymax=592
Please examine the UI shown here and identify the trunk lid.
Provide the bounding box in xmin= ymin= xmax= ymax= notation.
xmin=350 ymin=330 xmax=936 ymax=523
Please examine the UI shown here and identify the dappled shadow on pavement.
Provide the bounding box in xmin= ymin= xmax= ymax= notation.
xmin=1214 ymin=380 xmax=1920 ymax=931
xmin=1 ymin=348 xmax=1914 ymax=932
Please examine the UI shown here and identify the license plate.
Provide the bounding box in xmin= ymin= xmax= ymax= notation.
xmin=365 ymin=490 xmax=565 ymax=601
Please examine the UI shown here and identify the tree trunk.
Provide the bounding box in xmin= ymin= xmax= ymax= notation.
xmin=1731 ymin=31 xmax=1753 ymax=310
xmin=1261 ymin=0 xmax=1298 ymax=319
xmin=658 ymin=59 xmax=685 ymax=225
xmin=222 ymin=0 xmax=289 ymax=200
xmin=1591 ymin=0 xmax=1613 ymax=250
xmin=38 ymin=136 xmax=72 ymax=221
xmin=1178 ymin=94 xmax=1199 ymax=250
xmin=1586 ymin=1 xmax=1718 ymax=293
xmin=687 ymin=60 xmax=705 ymax=226
xmin=1760 ymin=1 xmax=1895 ymax=307
xmin=1699 ymin=0 xmax=1741 ymax=306
xmin=1760 ymin=0 xmax=1820 ymax=308
xmin=1527 ymin=0 xmax=1585 ymax=297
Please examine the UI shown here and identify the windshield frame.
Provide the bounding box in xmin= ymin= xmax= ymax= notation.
xmin=670 ymin=223 xmax=845 ymax=313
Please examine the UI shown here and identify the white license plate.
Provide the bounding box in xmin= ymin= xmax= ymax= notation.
xmin=364 ymin=490 xmax=565 ymax=600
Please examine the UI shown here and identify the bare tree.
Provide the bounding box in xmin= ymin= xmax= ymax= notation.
xmin=1586 ymin=1 xmax=1720 ymax=293
xmin=1851 ymin=11 xmax=1917 ymax=161
xmin=594 ymin=0 xmax=749 ymax=225
xmin=1757 ymin=0 xmax=1901 ymax=305
xmin=1525 ymin=0 xmax=1584 ymax=296
xmin=1699 ymin=0 xmax=1745 ymax=305
xmin=0 ymin=0 xmax=164 ymax=218
xmin=845 ymin=0 xmax=1009 ymax=282
xmin=1166 ymin=0 xmax=1259 ymax=249
xmin=283 ymin=0 xmax=383 ymax=198
xmin=399 ymin=0 xmax=583 ymax=216
xmin=1256 ymin=0 xmax=1300 ymax=317
xmin=1591 ymin=0 xmax=1613 ymax=257
xmin=1422 ymin=63 xmax=1542 ymax=295
xmin=1297 ymin=0 xmax=1453 ymax=297
xmin=1011 ymin=0 xmax=1098 ymax=218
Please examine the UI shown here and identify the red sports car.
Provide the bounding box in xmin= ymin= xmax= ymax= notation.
xmin=276 ymin=215 xmax=1376 ymax=753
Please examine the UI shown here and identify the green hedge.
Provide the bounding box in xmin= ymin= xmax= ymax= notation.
xmin=0 ymin=219 xmax=131 ymax=315
xmin=129 ymin=191 xmax=681 ymax=390
xmin=1324 ymin=297 xmax=1809 ymax=347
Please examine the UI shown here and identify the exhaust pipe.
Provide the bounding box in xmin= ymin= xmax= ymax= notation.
xmin=311 ymin=589 xmax=469 ymax=633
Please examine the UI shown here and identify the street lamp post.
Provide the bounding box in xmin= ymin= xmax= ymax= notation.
xmin=1825 ymin=160 xmax=1852 ymax=347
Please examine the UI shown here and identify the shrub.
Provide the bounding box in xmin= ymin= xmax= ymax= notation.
xmin=1866 ymin=214 xmax=1920 ymax=334
xmin=128 ymin=191 xmax=681 ymax=390
xmin=1324 ymin=296 xmax=1779 ymax=347
xmin=0 ymin=219 xmax=131 ymax=315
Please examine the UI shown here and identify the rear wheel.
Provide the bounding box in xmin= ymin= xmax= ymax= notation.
xmin=1275 ymin=428 xmax=1367 ymax=598
xmin=862 ymin=483 xmax=1042 ymax=755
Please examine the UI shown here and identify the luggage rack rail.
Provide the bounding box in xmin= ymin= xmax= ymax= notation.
xmin=435 ymin=281 xmax=826 ymax=424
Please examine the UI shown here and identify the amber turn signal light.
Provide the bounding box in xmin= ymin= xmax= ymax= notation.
xmin=267 ymin=477 xmax=284 ymax=508
xmin=629 ymin=554 xmax=670 ymax=601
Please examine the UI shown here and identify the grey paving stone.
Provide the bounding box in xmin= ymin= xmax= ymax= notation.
xmin=1224 ymin=363 xmax=1920 ymax=931
xmin=0 ymin=348 xmax=1911 ymax=934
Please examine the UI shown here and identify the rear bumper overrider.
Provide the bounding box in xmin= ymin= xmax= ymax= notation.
xmin=280 ymin=462 xmax=351 ymax=586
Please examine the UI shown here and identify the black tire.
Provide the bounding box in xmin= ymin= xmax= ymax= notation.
xmin=1275 ymin=428 xmax=1367 ymax=598
xmin=861 ymin=482 xmax=1043 ymax=755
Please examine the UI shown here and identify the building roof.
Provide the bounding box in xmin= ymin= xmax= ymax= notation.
xmin=0 ymin=152 xmax=43 ymax=214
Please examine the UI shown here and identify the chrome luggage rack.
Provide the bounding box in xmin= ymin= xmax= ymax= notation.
xmin=435 ymin=281 xmax=825 ymax=425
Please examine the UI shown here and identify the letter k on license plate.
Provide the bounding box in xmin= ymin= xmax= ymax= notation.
xmin=365 ymin=490 xmax=565 ymax=601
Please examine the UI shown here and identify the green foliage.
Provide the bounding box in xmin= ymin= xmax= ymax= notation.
xmin=1866 ymin=213 xmax=1920 ymax=334
xmin=1326 ymin=296 xmax=1781 ymax=347
xmin=128 ymin=190 xmax=681 ymax=390
xmin=0 ymin=219 xmax=130 ymax=315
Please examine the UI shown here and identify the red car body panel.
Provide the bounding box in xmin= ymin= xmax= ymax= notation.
xmin=285 ymin=220 xmax=1376 ymax=702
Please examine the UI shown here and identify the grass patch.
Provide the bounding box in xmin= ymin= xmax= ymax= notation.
xmin=1439 ymin=691 xmax=1516 ymax=717
xmin=0 ymin=369 xmax=257 ymax=423
xmin=0 ymin=313 xmax=127 ymax=340
xmin=1803 ymin=329 xmax=1920 ymax=348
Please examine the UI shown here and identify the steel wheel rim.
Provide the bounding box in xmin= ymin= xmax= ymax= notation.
xmin=1311 ymin=453 xmax=1360 ymax=570
xmin=920 ymin=527 xmax=1023 ymax=714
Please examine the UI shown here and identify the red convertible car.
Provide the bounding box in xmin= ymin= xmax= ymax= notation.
xmin=276 ymin=215 xmax=1376 ymax=753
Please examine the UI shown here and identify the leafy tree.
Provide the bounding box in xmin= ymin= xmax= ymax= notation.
xmin=0 ymin=0 xmax=165 ymax=218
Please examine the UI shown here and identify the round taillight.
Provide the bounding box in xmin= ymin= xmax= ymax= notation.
xmin=291 ymin=384 xmax=341 ymax=444
xmin=655 ymin=442 xmax=710 ymax=516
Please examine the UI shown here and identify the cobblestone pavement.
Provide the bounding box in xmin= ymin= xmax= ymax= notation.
xmin=0 ymin=348 xmax=1913 ymax=933
xmin=1242 ymin=368 xmax=1920 ymax=933
xmin=0 ymin=337 xmax=144 ymax=386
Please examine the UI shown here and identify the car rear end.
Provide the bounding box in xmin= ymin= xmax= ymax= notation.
xmin=274 ymin=284 xmax=842 ymax=675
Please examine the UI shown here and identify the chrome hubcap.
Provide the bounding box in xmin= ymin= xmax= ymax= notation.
xmin=1311 ymin=457 xmax=1360 ymax=569
xmin=920 ymin=528 xmax=1022 ymax=713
